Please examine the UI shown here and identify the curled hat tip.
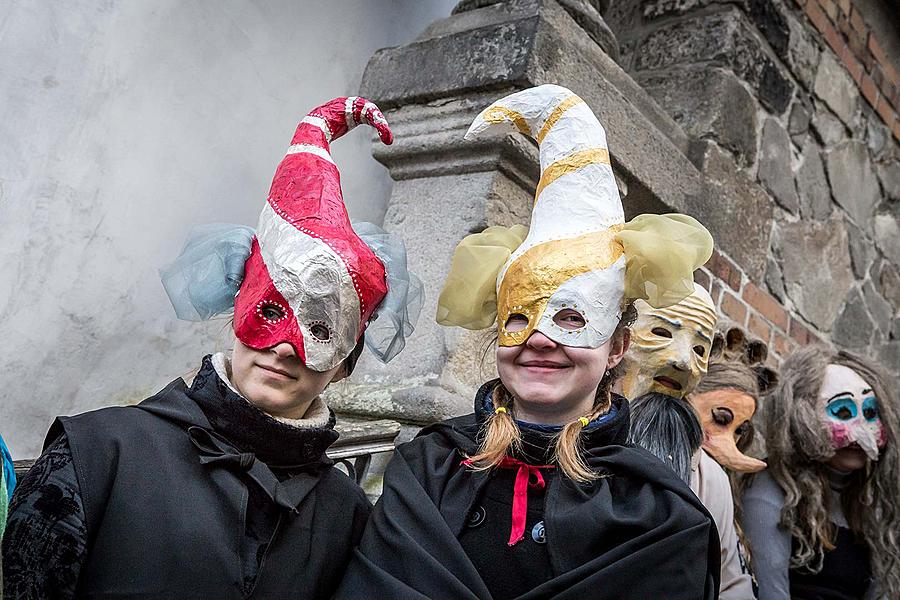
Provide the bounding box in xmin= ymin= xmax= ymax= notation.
xmin=368 ymin=106 xmax=393 ymax=145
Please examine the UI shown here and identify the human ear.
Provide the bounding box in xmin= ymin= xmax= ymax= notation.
xmin=606 ymin=329 xmax=631 ymax=370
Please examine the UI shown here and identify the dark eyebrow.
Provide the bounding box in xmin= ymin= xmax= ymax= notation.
xmin=862 ymin=388 xmax=873 ymax=395
xmin=696 ymin=331 xmax=711 ymax=343
xmin=826 ymin=392 xmax=854 ymax=402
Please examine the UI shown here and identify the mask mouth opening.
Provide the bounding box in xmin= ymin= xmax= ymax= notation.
xmin=653 ymin=375 xmax=684 ymax=392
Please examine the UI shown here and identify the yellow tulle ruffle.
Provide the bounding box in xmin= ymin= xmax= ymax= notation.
xmin=436 ymin=225 xmax=528 ymax=329
xmin=615 ymin=213 xmax=713 ymax=308
xmin=436 ymin=215 xmax=712 ymax=330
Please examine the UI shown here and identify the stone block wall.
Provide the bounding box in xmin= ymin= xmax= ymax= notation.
xmin=608 ymin=0 xmax=900 ymax=377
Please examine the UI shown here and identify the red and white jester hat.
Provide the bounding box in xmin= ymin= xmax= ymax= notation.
xmin=233 ymin=97 xmax=394 ymax=372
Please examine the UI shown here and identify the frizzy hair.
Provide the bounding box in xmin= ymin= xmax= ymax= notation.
xmin=467 ymin=303 xmax=636 ymax=483
xmin=762 ymin=346 xmax=900 ymax=597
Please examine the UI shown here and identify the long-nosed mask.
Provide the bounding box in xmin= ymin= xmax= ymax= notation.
xmin=621 ymin=285 xmax=717 ymax=399
xmin=689 ymin=388 xmax=766 ymax=472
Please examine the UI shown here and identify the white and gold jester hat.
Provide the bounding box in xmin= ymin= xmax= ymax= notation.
xmin=437 ymin=84 xmax=713 ymax=348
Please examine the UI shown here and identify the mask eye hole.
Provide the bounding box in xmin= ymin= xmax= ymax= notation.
xmin=826 ymin=398 xmax=857 ymax=421
xmin=505 ymin=313 xmax=529 ymax=332
xmin=257 ymin=301 xmax=287 ymax=324
xmin=711 ymin=407 xmax=734 ymax=426
xmin=552 ymin=308 xmax=586 ymax=330
xmin=693 ymin=345 xmax=706 ymax=357
xmin=862 ymin=397 xmax=878 ymax=422
xmin=309 ymin=322 xmax=331 ymax=342
xmin=651 ymin=327 xmax=672 ymax=339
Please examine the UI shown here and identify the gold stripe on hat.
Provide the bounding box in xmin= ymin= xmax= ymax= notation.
xmin=482 ymin=106 xmax=532 ymax=136
xmin=534 ymin=147 xmax=610 ymax=202
xmin=536 ymin=95 xmax=584 ymax=144
xmin=497 ymin=225 xmax=624 ymax=346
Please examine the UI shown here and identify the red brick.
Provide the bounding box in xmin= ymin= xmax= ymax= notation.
xmin=868 ymin=34 xmax=888 ymax=65
xmin=789 ymin=317 xmax=813 ymax=345
xmin=820 ymin=0 xmax=839 ymax=21
xmin=694 ymin=268 xmax=711 ymax=292
xmin=806 ymin=0 xmax=832 ymax=33
xmin=839 ymin=44 xmax=864 ymax=84
xmin=883 ymin=61 xmax=899 ymax=89
xmin=748 ymin=312 xmax=773 ymax=344
xmin=894 ymin=118 xmax=900 ymax=143
xmin=876 ymin=96 xmax=897 ymax=128
xmin=772 ymin=331 xmax=792 ymax=358
xmin=710 ymin=280 xmax=724 ymax=306
xmin=860 ymin=73 xmax=879 ymax=107
xmin=849 ymin=7 xmax=867 ymax=35
xmin=793 ymin=0 xmax=807 ymax=7
xmin=720 ymin=291 xmax=748 ymax=326
xmin=706 ymin=250 xmax=732 ymax=288
xmin=742 ymin=282 xmax=790 ymax=332
xmin=847 ymin=30 xmax=868 ymax=59
xmin=823 ymin=22 xmax=844 ymax=58
xmin=837 ymin=0 xmax=851 ymax=16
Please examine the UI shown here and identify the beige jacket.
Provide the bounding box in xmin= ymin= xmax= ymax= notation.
xmin=691 ymin=450 xmax=755 ymax=600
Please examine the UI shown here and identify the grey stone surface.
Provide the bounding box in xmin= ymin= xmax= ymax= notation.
xmin=813 ymin=51 xmax=859 ymax=128
xmin=867 ymin=118 xmax=891 ymax=160
xmin=638 ymin=68 xmax=758 ymax=166
xmin=874 ymin=211 xmax=900 ymax=264
xmin=832 ymin=288 xmax=874 ymax=349
xmin=877 ymin=160 xmax=900 ymax=202
xmin=878 ymin=262 xmax=900 ymax=312
xmin=692 ymin=142 xmax=774 ymax=282
xmin=845 ymin=220 xmax=875 ymax=279
xmin=877 ymin=341 xmax=900 ymax=377
xmin=780 ymin=219 xmax=854 ymax=330
xmin=812 ymin=107 xmax=846 ymax=147
xmin=633 ymin=7 xmax=794 ymax=113
xmin=826 ymin=141 xmax=881 ymax=229
xmin=796 ymin=141 xmax=833 ymax=220
xmin=863 ymin=280 xmax=894 ymax=335
xmin=765 ymin=255 xmax=786 ymax=302
xmin=788 ymin=100 xmax=811 ymax=145
xmin=758 ymin=118 xmax=799 ymax=213
xmin=785 ymin=11 xmax=820 ymax=91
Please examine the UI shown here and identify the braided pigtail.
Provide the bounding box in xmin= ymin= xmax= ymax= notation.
xmin=467 ymin=383 xmax=523 ymax=470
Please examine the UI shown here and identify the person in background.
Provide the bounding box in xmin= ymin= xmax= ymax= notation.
xmin=336 ymin=84 xmax=719 ymax=599
xmin=743 ymin=347 xmax=899 ymax=599
xmin=623 ymin=288 xmax=756 ymax=599
xmin=2 ymin=96 xmax=421 ymax=598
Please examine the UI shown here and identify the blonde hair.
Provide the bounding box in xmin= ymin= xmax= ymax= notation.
xmin=468 ymin=303 xmax=634 ymax=482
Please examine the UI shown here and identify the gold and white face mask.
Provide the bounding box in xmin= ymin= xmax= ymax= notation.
xmin=621 ymin=284 xmax=717 ymax=398
xmin=436 ymin=85 xmax=714 ymax=348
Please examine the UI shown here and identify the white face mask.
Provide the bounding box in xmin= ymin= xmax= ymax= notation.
xmin=819 ymin=364 xmax=886 ymax=461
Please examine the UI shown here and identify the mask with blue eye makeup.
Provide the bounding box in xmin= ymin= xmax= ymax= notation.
xmin=819 ymin=364 xmax=886 ymax=461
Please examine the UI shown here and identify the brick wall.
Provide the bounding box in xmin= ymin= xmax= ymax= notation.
xmin=694 ymin=248 xmax=823 ymax=365
xmin=795 ymin=0 xmax=900 ymax=142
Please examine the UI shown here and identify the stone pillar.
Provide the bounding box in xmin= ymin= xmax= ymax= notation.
xmin=327 ymin=0 xmax=775 ymax=426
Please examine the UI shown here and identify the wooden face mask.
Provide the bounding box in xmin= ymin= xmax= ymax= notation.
xmin=621 ymin=285 xmax=717 ymax=399
xmin=689 ymin=388 xmax=766 ymax=472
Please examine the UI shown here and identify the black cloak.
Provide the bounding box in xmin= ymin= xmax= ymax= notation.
xmin=336 ymin=381 xmax=720 ymax=599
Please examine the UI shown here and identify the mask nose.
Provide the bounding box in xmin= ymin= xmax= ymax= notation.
xmin=853 ymin=424 xmax=881 ymax=461
xmin=702 ymin=434 xmax=767 ymax=473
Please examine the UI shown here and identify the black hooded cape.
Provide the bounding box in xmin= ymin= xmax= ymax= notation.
xmin=336 ymin=382 xmax=720 ymax=600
